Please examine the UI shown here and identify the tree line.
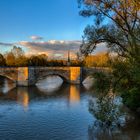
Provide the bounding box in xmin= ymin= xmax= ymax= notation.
xmin=0 ymin=46 xmax=111 ymax=67
xmin=0 ymin=46 xmax=84 ymax=67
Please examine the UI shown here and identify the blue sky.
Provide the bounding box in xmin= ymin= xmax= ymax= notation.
xmin=0 ymin=0 xmax=105 ymax=58
xmin=0 ymin=0 xmax=91 ymax=42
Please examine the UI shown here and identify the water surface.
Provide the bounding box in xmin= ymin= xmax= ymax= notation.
xmin=0 ymin=77 xmax=140 ymax=140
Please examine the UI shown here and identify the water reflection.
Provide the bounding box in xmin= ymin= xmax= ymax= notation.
xmin=17 ymin=88 xmax=29 ymax=109
xmin=88 ymin=117 xmax=140 ymax=140
xmin=0 ymin=77 xmax=140 ymax=140
xmin=69 ymin=85 xmax=80 ymax=103
xmin=0 ymin=77 xmax=82 ymax=109
xmin=82 ymin=76 xmax=94 ymax=90
xmin=0 ymin=76 xmax=16 ymax=93
xmin=36 ymin=75 xmax=63 ymax=93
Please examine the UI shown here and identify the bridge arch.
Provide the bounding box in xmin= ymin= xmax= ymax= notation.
xmin=35 ymin=73 xmax=69 ymax=84
xmin=0 ymin=67 xmax=81 ymax=86
xmin=0 ymin=74 xmax=16 ymax=83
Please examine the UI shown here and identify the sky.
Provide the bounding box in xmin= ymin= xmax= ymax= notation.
xmin=0 ymin=0 xmax=105 ymax=59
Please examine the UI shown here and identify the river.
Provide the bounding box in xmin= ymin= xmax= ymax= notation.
xmin=0 ymin=76 xmax=140 ymax=140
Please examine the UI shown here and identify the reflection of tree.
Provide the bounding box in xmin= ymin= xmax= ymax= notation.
xmin=88 ymin=71 xmax=126 ymax=139
xmin=87 ymin=71 xmax=140 ymax=139
xmin=88 ymin=116 xmax=140 ymax=140
xmin=89 ymin=94 xmax=122 ymax=127
xmin=89 ymin=71 xmax=124 ymax=126
xmin=88 ymin=124 xmax=117 ymax=140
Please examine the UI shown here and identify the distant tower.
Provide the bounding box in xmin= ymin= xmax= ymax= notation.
xmin=67 ymin=50 xmax=71 ymax=66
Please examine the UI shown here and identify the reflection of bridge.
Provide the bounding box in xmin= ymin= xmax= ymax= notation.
xmin=0 ymin=67 xmax=106 ymax=86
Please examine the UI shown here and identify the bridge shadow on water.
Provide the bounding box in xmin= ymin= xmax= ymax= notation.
xmin=0 ymin=76 xmax=87 ymax=109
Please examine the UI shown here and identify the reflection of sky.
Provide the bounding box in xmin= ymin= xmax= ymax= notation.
xmin=0 ymin=77 xmax=140 ymax=140
xmin=1 ymin=79 xmax=16 ymax=93
xmin=36 ymin=76 xmax=63 ymax=92
xmin=0 ymin=76 xmax=81 ymax=109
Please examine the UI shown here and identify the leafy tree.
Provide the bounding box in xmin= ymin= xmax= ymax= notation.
xmin=78 ymin=0 xmax=140 ymax=112
xmin=28 ymin=54 xmax=48 ymax=66
xmin=5 ymin=46 xmax=27 ymax=66
xmin=16 ymin=56 xmax=28 ymax=66
xmin=11 ymin=46 xmax=24 ymax=58
xmin=78 ymin=0 xmax=140 ymax=60
xmin=84 ymin=52 xmax=109 ymax=67
xmin=5 ymin=52 xmax=15 ymax=66
xmin=0 ymin=54 xmax=6 ymax=66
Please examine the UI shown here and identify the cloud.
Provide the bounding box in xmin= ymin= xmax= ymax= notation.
xmin=18 ymin=40 xmax=82 ymax=59
xmin=0 ymin=39 xmax=107 ymax=59
xmin=30 ymin=35 xmax=43 ymax=41
xmin=19 ymin=40 xmax=81 ymax=51
xmin=93 ymin=43 xmax=108 ymax=54
xmin=0 ymin=42 xmax=14 ymax=46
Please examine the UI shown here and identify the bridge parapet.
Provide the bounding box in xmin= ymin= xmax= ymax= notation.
xmin=0 ymin=67 xmax=82 ymax=86
xmin=0 ymin=67 xmax=109 ymax=86
xmin=82 ymin=67 xmax=110 ymax=80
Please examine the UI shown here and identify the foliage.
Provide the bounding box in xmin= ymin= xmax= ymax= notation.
xmin=89 ymin=95 xmax=121 ymax=127
xmin=78 ymin=0 xmax=140 ymax=112
xmin=46 ymin=59 xmax=66 ymax=66
xmin=28 ymin=54 xmax=48 ymax=66
xmin=89 ymin=71 xmax=123 ymax=127
xmin=84 ymin=52 xmax=109 ymax=67
xmin=1 ymin=46 xmax=83 ymax=67
xmin=11 ymin=46 xmax=24 ymax=58
xmin=110 ymin=57 xmax=140 ymax=110
xmin=78 ymin=0 xmax=140 ymax=59
xmin=70 ymin=59 xmax=84 ymax=66
xmin=4 ymin=46 xmax=27 ymax=66
xmin=5 ymin=52 xmax=16 ymax=66
xmin=16 ymin=56 xmax=28 ymax=66
xmin=0 ymin=54 xmax=6 ymax=66
xmin=92 ymin=71 xmax=111 ymax=95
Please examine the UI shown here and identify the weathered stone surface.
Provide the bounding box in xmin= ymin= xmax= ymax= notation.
xmin=70 ymin=67 xmax=81 ymax=84
xmin=0 ymin=67 xmax=18 ymax=82
xmin=0 ymin=67 xmax=81 ymax=86
xmin=82 ymin=67 xmax=109 ymax=80
xmin=17 ymin=67 xmax=28 ymax=86
xmin=0 ymin=67 xmax=106 ymax=86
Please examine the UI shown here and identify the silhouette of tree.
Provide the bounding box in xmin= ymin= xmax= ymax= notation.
xmin=78 ymin=0 xmax=140 ymax=112
xmin=5 ymin=52 xmax=15 ymax=66
xmin=78 ymin=0 xmax=140 ymax=59
xmin=28 ymin=54 xmax=48 ymax=66
xmin=0 ymin=53 xmax=6 ymax=66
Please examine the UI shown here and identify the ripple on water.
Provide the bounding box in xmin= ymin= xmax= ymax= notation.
xmin=0 ymin=77 xmax=140 ymax=140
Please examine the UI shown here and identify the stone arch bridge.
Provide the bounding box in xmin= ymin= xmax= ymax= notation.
xmin=0 ymin=67 xmax=107 ymax=86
